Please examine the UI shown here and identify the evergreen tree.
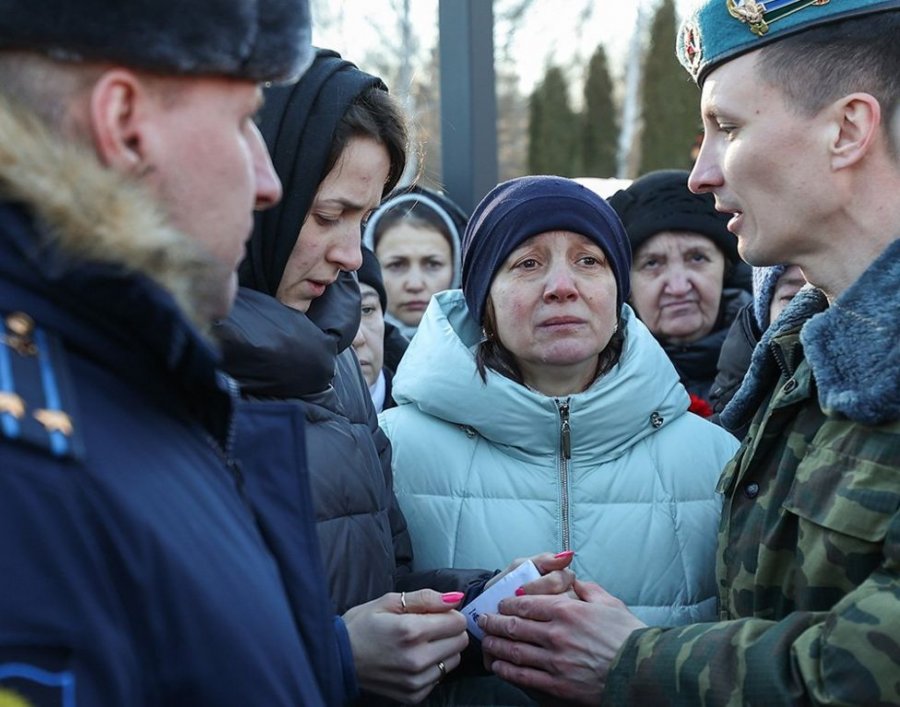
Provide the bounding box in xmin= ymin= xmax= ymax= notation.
xmin=581 ymin=45 xmax=619 ymax=177
xmin=638 ymin=0 xmax=700 ymax=173
xmin=497 ymin=68 xmax=528 ymax=181
xmin=527 ymin=65 xmax=578 ymax=176
xmin=527 ymin=85 xmax=545 ymax=175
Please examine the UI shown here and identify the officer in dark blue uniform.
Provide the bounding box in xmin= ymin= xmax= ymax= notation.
xmin=0 ymin=1 xmax=356 ymax=704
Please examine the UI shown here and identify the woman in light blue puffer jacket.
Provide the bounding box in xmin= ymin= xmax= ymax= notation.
xmin=379 ymin=176 xmax=739 ymax=628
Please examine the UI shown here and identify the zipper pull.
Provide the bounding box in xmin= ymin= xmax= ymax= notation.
xmin=559 ymin=400 xmax=571 ymax=460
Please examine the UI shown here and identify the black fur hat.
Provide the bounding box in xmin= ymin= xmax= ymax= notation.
xmin=0 ymin=0 xmax=313 ymax=82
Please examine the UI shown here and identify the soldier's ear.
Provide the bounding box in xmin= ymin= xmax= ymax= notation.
xmin=828 ymin=92 xmax=882 ymax=171
xmin=87 ymin=69 xmax=156 ymax=174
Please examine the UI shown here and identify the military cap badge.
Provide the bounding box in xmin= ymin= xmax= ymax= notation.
xmin=726 ymin=0 xmax=831 ymax=36
xmin=682 ymin=22 xmax=703 ymax=75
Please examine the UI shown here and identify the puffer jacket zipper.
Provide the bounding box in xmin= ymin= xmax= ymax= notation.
xmin=556 ymin=398 xmax=572 ymax=551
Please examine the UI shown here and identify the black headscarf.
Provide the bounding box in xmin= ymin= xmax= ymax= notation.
xmin=236 ymin=48 xmax=387 ymax=356
xmin=239 ymin=47 xmax=386 ymax=296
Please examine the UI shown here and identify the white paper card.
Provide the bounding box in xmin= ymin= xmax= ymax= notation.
xmin=461 ymin=560 xmax=541 ymax=640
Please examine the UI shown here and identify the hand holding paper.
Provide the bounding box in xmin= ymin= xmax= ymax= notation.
xmin=461 ymin=560 xmax=541 ymax=639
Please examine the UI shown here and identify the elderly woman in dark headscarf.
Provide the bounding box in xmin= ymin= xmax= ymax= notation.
xmin=609 ymin=170 xmax=752 ymax=413
xmin=215 ymin=49 xmax=483 ymax=705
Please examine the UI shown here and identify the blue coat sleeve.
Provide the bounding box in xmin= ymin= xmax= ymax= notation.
xmin=234 ymin=399 xmax=356 ymax=706
xmin=0 ymin=446 xmax=143 ymax=705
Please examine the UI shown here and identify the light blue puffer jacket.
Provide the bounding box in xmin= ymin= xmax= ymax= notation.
xmin=379 ymin=290 xmax=739 ymax=627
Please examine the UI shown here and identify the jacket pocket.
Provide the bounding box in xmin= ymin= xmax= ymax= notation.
xmin=782 ymin=442 xmax=899 ymax=543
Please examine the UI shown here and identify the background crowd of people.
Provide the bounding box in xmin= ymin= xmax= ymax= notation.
xmin=1 ymin=0 xmax=898 ymax=705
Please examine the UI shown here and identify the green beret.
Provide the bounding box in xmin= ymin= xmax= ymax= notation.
xmin=678 ymin=0 xmax=900 ymax=86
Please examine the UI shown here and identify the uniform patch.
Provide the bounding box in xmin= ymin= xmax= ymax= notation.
xmin=682 ymin=21 xmax=703 ymax=77
xmin=0 ymin=312 xmax=82 ymax=460
xmin=726 ymin=0 xmax=831 ymax=36
xmin=0 ymin=663 xmax=75 ymax=707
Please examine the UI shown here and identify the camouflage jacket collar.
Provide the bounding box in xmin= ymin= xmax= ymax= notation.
xmin=722 ymin=239 xmax=900 ymax=429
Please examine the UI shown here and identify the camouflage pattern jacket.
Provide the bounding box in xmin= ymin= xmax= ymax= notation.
xmin=604 ymin=239 xmax=900 ymax=706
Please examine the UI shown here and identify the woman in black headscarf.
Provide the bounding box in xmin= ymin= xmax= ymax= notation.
xmin=216 ymin=49 xmax=485 ymax=704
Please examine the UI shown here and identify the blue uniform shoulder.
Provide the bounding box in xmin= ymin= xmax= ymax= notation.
xmin=0 ymin=311 xmax=84 ymax=461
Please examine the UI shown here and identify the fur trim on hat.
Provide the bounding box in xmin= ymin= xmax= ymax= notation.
xmin=0 ymin=0 xmax=313 ymax=82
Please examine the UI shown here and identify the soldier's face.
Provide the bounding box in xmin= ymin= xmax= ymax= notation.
xmin=688 ymin=51 xmax=836 ymax=270
xmin=146 ymin=78 xmax=282 ymax=318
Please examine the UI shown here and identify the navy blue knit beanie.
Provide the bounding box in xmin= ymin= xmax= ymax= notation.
xmin=461 ymin=176 xmax=632 ymax=325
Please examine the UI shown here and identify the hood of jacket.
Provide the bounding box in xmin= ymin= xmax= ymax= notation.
xmin=722 ymin=238 xmax=900 ymax=428
xmin=362 ymin=185 xmax=467 ymax=291
xmin=392 ymin=289 xmax=690 ymax=462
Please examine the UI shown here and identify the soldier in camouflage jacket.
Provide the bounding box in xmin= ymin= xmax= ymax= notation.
xmin=603 ymin=242 xmax=900 ymax=704
xmin=477 ymin=4 xmax=900 ymax=705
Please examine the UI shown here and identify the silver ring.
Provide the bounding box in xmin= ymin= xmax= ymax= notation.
xmin=400 ymin=591 xmax=407 ymax=613
xmin=437 ymin=661 xmax=447 ymax=680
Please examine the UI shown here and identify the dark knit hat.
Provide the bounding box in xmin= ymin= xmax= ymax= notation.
xmin=358 ymin=246 xmax=388 ymax=313
xmin=461 ymin=176 xmax=632 ymax=325
xmin=0 ymin=0 xmax=313 ymax=82
xmin=608 ymin=169 xmax=738 ymax=265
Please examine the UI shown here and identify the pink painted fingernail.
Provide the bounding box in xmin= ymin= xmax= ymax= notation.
xmin=554 ymin=550 xmax=575 ymax=559
xmin=515 ymin=587 xmax=526 ymax=597
xmin=442 ymin=591 xmax=465 ymax=604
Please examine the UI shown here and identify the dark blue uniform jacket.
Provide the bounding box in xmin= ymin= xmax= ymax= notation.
xmin=0 ymin=201 xmax=353 ymax=706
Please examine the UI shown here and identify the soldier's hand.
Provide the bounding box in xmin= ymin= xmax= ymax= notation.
xmin=479 ymin=580 xmax=645 ymax=705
